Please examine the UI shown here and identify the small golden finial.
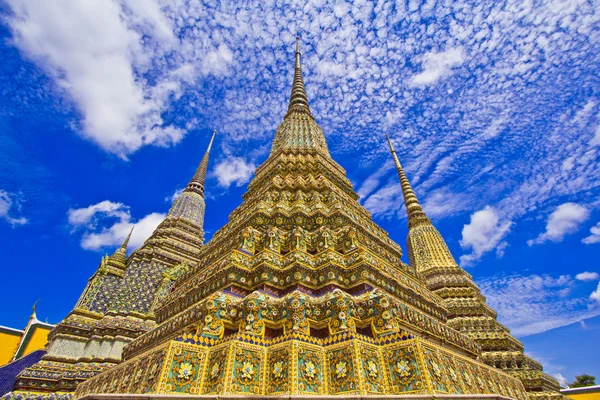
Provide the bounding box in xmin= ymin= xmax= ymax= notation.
xmin=296 ymin=36 xmax=300 ymax=53
xmin=122 ymin=226 xmax=134 ymax=249
xmin=32 ymin=299 xmax=40 ymax=316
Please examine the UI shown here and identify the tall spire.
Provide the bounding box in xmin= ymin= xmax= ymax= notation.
xmin=270 ymin=39 xmax=330 ymax=156
xmin=185 ymin=130 xmax=216 ymax=196
xmin=285 ymin=37 xmax=312 ymax=119
xmin=386 ymin=134 xmax=430 ymax=229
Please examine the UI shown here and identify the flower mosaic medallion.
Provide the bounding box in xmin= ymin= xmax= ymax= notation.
xmin=177 ymin=362 xmax=194 ymax=380
xmin=241 ymin=361 xmax=255 ymax=380
xmin=367 ymin=360 xmax=378 ymax=378
xmin=335 ymin=361 xmax=347 ymax=378
xmin=272 ymin=361 xmax=283 ymax=378
xmin=304 ymin=361 xmax=316 ymax=379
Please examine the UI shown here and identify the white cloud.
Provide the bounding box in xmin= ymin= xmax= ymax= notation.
xmin=165 ymin=188 xmax=184 ymax=203
xmin=528 ymin=203 xmax=590 ymax=246
xmin=68 ymin=200 xmax=164 ymax=250
xmin=2 ymin=0 xmax=599 ymax=258
xmin=4 ymin=0 xmax=233 ymax=157
xmin=68 ymin=200 xmax=129 ymax=228
xmin=409 ymin=47 xmax=464 ymax=87
xmin=357 ymin=160 xmax=394 ymax=200
xmin=582 ymin=222 xmax=600 ymax=244
xmin=202 ymin=44 xmax=234 ymax=76
xmin=591 ymin=282 xmax=600 ymax=302
xmin=589 ymin=125 xmax=600 ymax=146
xmin=421 ymin=187 xmax=472 ymax=220
xmin=362 ymin=182 xmax=402 ymax=219
xmin=459 ymin=206 xmax=512 ymax=266
xmin=478 ymin=273 xmax=600 ymax=336
xmin=553 ymin=373 xmax=569 ymax=388
xmin=213 ymin=157 xmax=255 ymax=188
xmin=0 ymin=190 xmax=28 ymax=227
xmin=575 ymin=271 xmax=600 ymax=281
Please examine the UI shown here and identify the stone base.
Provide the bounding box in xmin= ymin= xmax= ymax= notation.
xmin=74 ymin=331 xmax=527 ymax=399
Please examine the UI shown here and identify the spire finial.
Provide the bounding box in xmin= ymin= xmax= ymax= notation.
xmin=121 ymin=226 xmax=134 ymax=249
xmin=32 ymin=299 xmax=39 ymax=316
xmin=107 ymin=227 xmax=132 ymax=267
xmin=286 ymin=37 xmax=312 ymax=119
xmin=386 ymin=133 xmax=431 ymax=229
xmin=185 ymin=130 xmax=217 ymax=196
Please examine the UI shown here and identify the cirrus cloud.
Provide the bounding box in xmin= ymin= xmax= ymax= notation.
xmin=0 ymin=189 xmax=28 ymax=227
xmin=478 ymin=273 xmax=600 ymax=336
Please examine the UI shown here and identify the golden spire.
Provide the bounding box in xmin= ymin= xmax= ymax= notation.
xmin=285 ymin=37 xmax=313 ymax=119
xmin=270 ymin=38 xmax=330 ymax=157
xmin=185 ymin=130 xmax=216 ymax=196
xmin=386 ymin=134 xmax=430 ymax=229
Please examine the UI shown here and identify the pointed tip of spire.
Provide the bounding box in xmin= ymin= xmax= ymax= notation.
xmin=108 ymin=229 xmax=131 ymax=267
xmin=385 ymin=133 xmax=395 ymax=152
xmin=184 ymin=130 xmax=217 ymax=196
xmin=121 ymin=226 xmax=134 ymax=249
xmin=32 ymin=299 xmax=39 ymax=317
xmin=207 ymin=129 xmax=216 ymax=152
xmin=385 ymin=133 xmax=431 ymax=229
xmin=286 ymin=38 xmax=312 ymax=119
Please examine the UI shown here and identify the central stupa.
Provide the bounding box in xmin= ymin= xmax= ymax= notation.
xmin=71 ymin=40 xmax=558 ymax=400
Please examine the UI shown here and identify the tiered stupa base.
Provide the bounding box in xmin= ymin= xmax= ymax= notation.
xmin=74 ymin=331 xmax=527 ymax=399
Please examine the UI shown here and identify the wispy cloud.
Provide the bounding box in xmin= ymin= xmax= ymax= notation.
xmin=528 ymin=203 xmax=590 ymax=246
xmin=478 ymin=273 xmax=600 ymax=336
xmin=590 ymin=126 xmax=600 ymax=146
xmin=68 ymin=200 xmax=164 ymax=250
xmin=165 ymin=188 xmax=184 ymax=204
xmin=0 ymin=189 xmax=28 ymax=227
xmin=553 ymin=373 xmax=569 ymax=388
xmin=362 ymin=182 xmax=402 ymax=219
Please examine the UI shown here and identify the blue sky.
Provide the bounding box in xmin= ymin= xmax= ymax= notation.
xmin=1 ymin=0 xmax=599 ymax=387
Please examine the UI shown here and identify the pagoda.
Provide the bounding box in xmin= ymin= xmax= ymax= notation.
xmin=8 ymin=40 xmax=564 ymax=400
xmin=9 ymin=132 xmax=216 ymax=395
